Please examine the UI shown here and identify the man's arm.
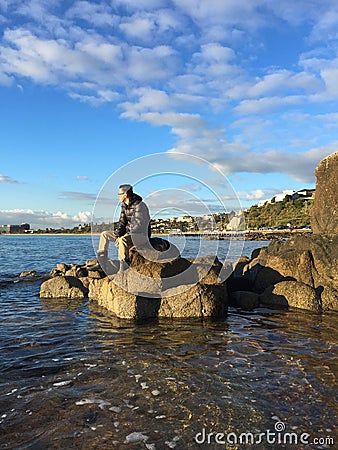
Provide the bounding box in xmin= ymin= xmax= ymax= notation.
xmin=130 ymin=201 xmax=150 ymax=235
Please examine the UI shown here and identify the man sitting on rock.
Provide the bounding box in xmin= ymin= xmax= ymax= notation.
xmin=89 ymin=184 xmax=151 ymax=272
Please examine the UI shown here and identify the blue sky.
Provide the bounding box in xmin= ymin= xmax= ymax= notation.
xmin=1 ymin=0 xmax=338 ymax=228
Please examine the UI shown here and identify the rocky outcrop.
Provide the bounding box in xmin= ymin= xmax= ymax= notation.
xmin=227 ymin=234 xmax=337 ymax=312
xmin=88 ymin=247 xmax=228 ymax=319
xmin=228 ymin=152 xmax=338 ymax=312
xmin=311 ymin=151 xmax=338 ymax=236
xmin=39 ymin=237 xmax=228 ymax=319
xmin=89 ymin=276 xmax=226 ymax=320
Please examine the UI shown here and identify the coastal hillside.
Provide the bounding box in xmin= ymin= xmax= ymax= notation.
xmin=244 ymin=196 xmax=313 ymax=229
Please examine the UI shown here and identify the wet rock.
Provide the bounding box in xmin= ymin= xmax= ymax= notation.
xmin=89 ymin=275 xmax=227 ymax=320
xmin=235 ymin=231 xmax=338 ymax=311
xmin=79 ymin=277 xmax=91 ymax=290
xmin=225 ymin=152 xmax=337 ymax=312
xmin=89 ymin=277 xmax=161 ymax=320
xmin=19 ymin=270 xmax=37 ymax=278
xmin=159 ymin=283 xmax=227 ymax=319
xmin=260 ymin=281 xmax=321 ymax=312
xmin=227 ymin=256 xmax=253 ymax=293
xmin=87 ymin=269 xmax=105 ymax=279
xmin=311 ymin=151 xmax=338 ymax=236
xmin=230 ymin=291 xmax=260 ymax=310
xmin=40 ymin=276 xmax=88 ymax=299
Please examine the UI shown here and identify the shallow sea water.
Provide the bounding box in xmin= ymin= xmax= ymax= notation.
xmin=0 ymin=236 xmax=337 ymax=449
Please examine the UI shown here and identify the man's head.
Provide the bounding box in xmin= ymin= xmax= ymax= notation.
xmin=118 ymin=184 xmax=133 ymax=203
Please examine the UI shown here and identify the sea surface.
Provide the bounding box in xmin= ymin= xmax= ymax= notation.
xmin=0 ymin=235 xmax=337 ymax=449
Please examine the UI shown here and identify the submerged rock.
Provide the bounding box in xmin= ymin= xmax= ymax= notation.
xmin=19 ymin=270 xmax=37 ymax=278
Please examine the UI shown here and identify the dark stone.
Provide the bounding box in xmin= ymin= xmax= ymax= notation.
xmin=230 ymin=291 xmax=260 ymax=310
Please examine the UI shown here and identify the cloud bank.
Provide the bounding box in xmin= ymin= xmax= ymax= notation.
xmin=0 ymin=208 xmax=92 ymax=229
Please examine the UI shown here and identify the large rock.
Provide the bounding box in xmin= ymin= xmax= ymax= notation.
xmin=89 ymin=275 xmax=227 ymax=320
xmin=88 ymin=249 xmax=228 ymax=319
xmin=159 ymin=283 xmax=226 ymax=319
xmin=260 ymin=281 xmax=321 ymax=312
xmin=89 ymin=277 xmax=161 ymax=320
xmin=311 ymin=151 xmax=338 ymax=236
xmin=128 ymin=243 xmax=226 ymax=291
xmin=40 ymin=276 xmax=88 ymax=299
xmin=235 ymin=231 xmax=338 ymax=311
xmin=41 ymin=245 xmax=228 ymax=319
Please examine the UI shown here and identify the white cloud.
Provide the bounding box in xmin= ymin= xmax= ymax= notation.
xmin=0 ymin=174 xmax=18 ymax=183
xmin=120 ymin=14 xmax=155 ymax=41
xmin=69 ymin=89 xmax=119 ymax=106
xmin=0 ymin=209 xmax=92 ymax=228
xmin=173 ymin=0 xmax=268 ymax=31
xmin=234 ymin=95 xmax=306 ymax=115
xmin=72 ymin=211 xmax=91 ymax=223
xmin=76 ymin=175 xmax=89 ymax=181
xmin=126 ymin=44 xmax=177 ymax=82
xmin=238 ymin=189 xmax=281 ymax=201
xmin=167 ymin=117 xmax=337 ymax=182
xmin=0 ymin=28 xmax=176 ymax=92
xmin=66 ymin=1 xmax=116 ymax=27
xmin=228 ymin=70 xmax=320 ymax=100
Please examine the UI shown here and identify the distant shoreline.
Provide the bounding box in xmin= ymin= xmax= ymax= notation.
xmin=0 ymin=229 xmax=311 ymax=240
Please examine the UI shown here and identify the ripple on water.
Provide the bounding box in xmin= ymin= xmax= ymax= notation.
xmin=0 ymin=237 xmax=337 ymax=448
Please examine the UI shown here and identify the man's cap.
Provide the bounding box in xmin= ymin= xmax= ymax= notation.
xmin=118 ymin=184 xmax=132 ymax=195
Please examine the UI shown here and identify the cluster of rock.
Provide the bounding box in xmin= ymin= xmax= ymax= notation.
xmin=228 ymin=233 xmax=337 ymax=312
xmin=39 ymin=151 xmax=337 ymax=318
xmin=40 ymin=240 xmax=228 ymax=320
xmin=228 ymin=151 xmax=338 ymax=312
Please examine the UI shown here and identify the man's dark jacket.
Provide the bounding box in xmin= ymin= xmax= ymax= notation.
xmin=114 ymin=193 xmax=151 ymax=238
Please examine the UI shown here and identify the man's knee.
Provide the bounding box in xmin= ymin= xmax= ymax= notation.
xmin=102 ymin=231 xmax=115 ymax=241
